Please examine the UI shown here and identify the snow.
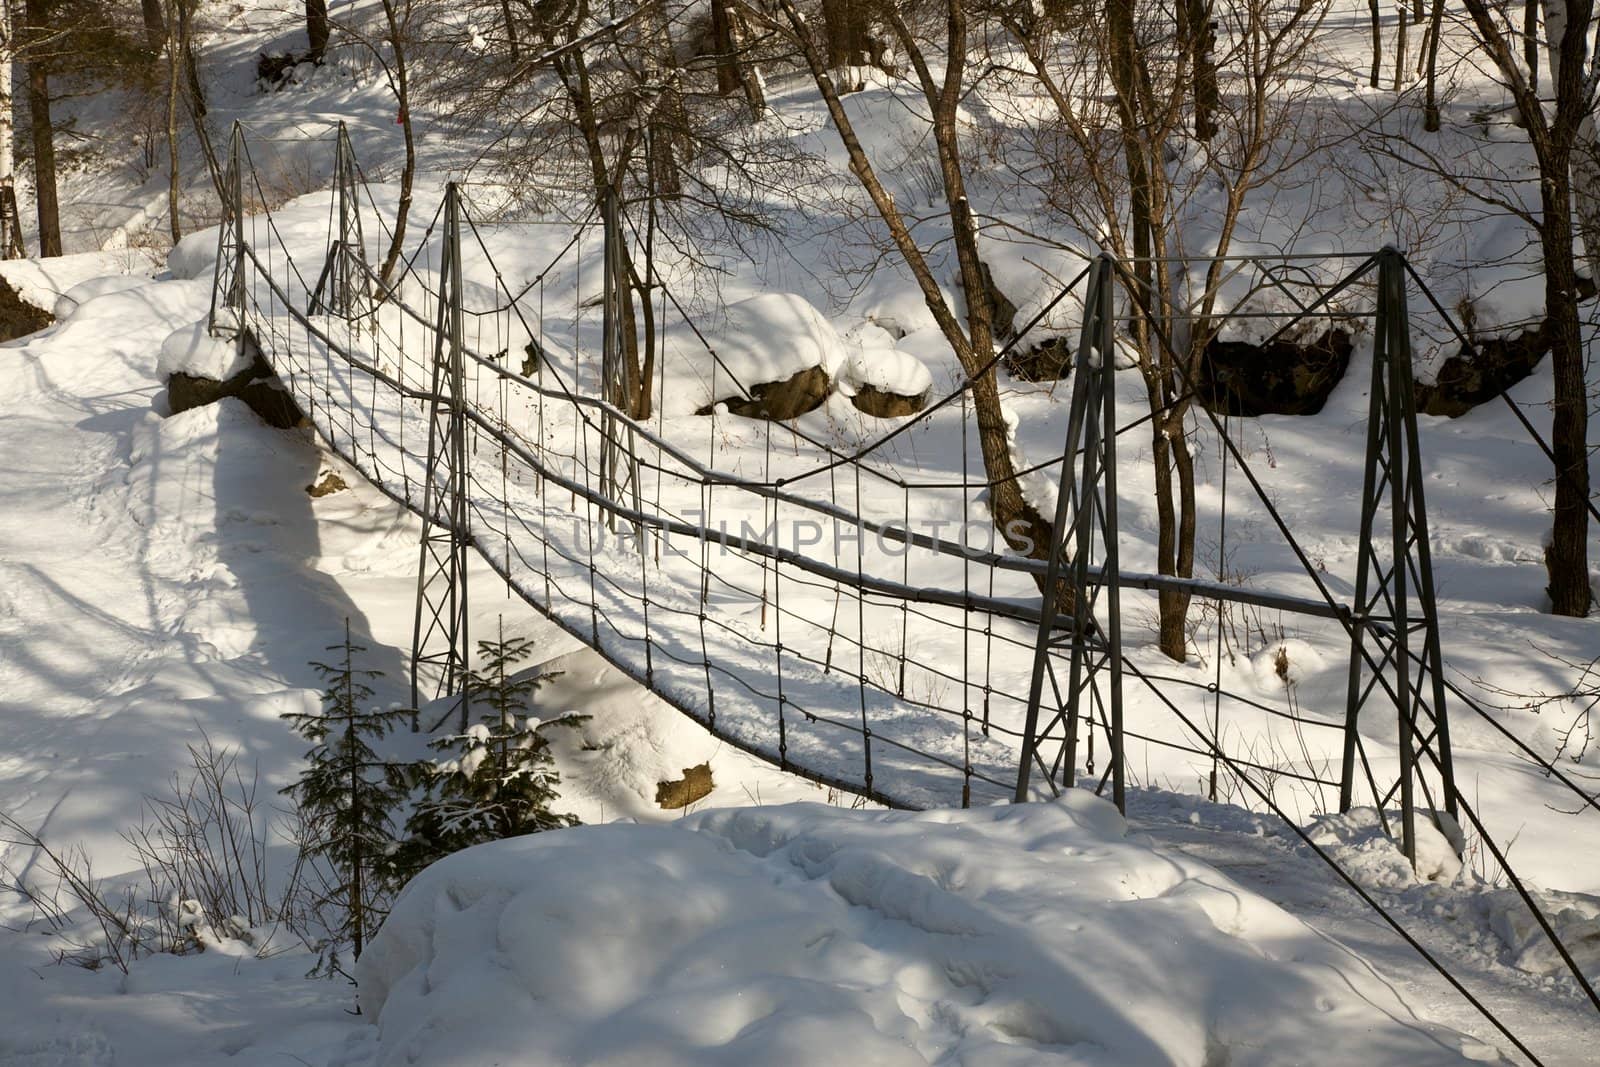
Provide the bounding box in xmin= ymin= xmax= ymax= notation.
xmin=839 ymin=323 xmax=935 ymax=399
xmin=662 ymin=292 xmax=847 ymax=415
xmin=0 ymin=250 xmax=152 ymax=314
xmin=156 ymin=315 xmax=255 ymax=382
xmin=358 ymin=795 xmax=1493 ymax=1067
xmin=156 ymin=316 xmax=255 ymax=382
xmin=0 ymin=2 xmax=1596 ymax=1065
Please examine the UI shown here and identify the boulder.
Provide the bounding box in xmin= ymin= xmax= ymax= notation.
xmin=166 ymin=335 xmax=303 ymax=430
xmin=0 ymin=273 xmax=52 ymax=341
xmin=656 ymin=763 xmax=714 ymax=810
xmin=839 ymin=343 xmax=933 ymax=419
xmin=1197 ymin=328 xmax=1353 ymax=417
xmin=1416 ymin=324 xmax=1548 ymax=418
xmin=698 ymin=363 xmax=831 ymax=421
xmin=1006 ymin=336 xmax=1073 ymax=382
xmin=851 ymin=383 xmax=929 ymax=418
xmin=306 ymin=471 xmax=348 ymax=498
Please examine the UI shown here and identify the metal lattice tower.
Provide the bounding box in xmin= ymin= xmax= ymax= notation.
xmin=1015 ymin=254 xmax=1126 ymax=810
xmin=311 ymin=122 xmax=368 ymax=316
xmin=208 ymin=122 xmax=246 ymax=336
xmin=1339 ymin=247 xmax=1459 ymax=863
xmin=598 ymin=188 xmax=644 ymax=546
xmin=410 ymin=183 xmax=472 ymax=731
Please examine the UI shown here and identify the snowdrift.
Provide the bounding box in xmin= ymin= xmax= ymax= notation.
xmin=358 ymin=796 xmax=1490 ymax=1066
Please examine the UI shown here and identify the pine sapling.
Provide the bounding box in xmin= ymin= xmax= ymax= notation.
xmin=398 ymin=623 xmax=583 ymax=878
xmin=280 ymin=621 xmax=410 ymax=971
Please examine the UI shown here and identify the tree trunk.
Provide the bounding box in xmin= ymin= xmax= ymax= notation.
xmin=1108 ymin=0 xmax=1198 ymax=659
xmin=1422 ymin=0 xmax=1445 ymax=130
xmin=377 ymin=0 xmax=414 ymax=290
xmin=1541 ymin=184 xmax=1593 ymax=616
xmin=1458 ymin=0 xmax=1593 ymax=616
xmin=725 ymin=4 xmax=766 ymax=118
xmin=0 ymin=0 xmax=17 ymax=256
xmin=775 ymin=0 xmax=1054 ymax=573
xmin=1186 ymin=0 xmax=1218 ymax=140
xmin=820 ymin=0 xmax=868 ymax=81
xmin=1540 ymin=0 xmax=1595 ymax=616
xmin=1369 ymin=0 xmax=1383 ymax=87
xmin=1525 ymin=0 xmax=1540 ymax=91
xmin=176 ymin=0 xmax=205 ymax=119
xmin=24 ymin=0 xmax=59 ymax=258
xmin=140 ymin=0 xmax=164 ymax=52
xmin=500 ymin=0 xmax=519 ymax=62
xmin=1394 ymin=4 xmax=1409 ymax=90
xmin=166 ymin=12 xmax=181 ymax=243
xmin=558 ymin=42 xmax=649 ymax=418
xmin=306 ymin=0 xmax=329 ymax=62
xmin=710 ymin=0 xmax=739 ymax=96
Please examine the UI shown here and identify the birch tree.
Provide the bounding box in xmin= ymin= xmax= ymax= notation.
xmin=0 ymin=0 xmax=21 ymax=257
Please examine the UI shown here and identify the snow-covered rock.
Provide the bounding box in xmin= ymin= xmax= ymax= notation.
xmin=52 ymin=274 xmax=156 ymax=319
xmin=839 ymin=324 xmax=934 ymax=418
xmin=665 ymin=292 xmax=846 ymax=417
xmin=158 ymin=317 xmax=254 ymax=383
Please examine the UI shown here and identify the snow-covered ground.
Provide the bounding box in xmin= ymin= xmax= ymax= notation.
xmin=1 ymin=246 xmax=1597 ymax=1064
xmin=2 ymin=1 xmax=1599 ymax=1064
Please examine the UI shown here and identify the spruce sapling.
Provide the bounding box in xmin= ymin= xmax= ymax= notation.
xmin=280 ymin=620 xmax=410 ymax=970
xmin=397 ymin=621 xmax=583 ymax=878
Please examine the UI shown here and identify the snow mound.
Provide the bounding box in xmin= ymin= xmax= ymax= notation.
xmin=0 ymin=251 xmax=147 ymax=315
xmin=168 ymin=226 xmax=221 ymax=280
xmin=1486 ymin=887 xmax=1600 ymax=980
xmin=838 ymin=323 xmax=934 ymax=399
xmin=663 ymin=293 xmax=846 ymax=415
xmin=158 ymin=317 xmax=253 ymax=382
xmin=1307 ymin=807 xmax=1464 ymax=886
xmin=52 ymin=274 xmax=157 ymax=319
xmin=359 ymin=796 xmax=1486 ymax=1066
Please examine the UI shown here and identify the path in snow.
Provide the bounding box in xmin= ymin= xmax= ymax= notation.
xmin=1130 ymin=794 xmax=1599 ymax=1067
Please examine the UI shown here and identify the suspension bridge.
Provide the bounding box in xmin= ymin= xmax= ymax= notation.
xmin=205 ymin=122 xmax=1597 ymax=1061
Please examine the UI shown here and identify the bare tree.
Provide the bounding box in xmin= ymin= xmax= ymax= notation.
xmin=1451 ymin=0 xmax=1594 ymax=616
xmin=992 ymin=0 xmax=1330 ymax=658
xmin=328 ymin=0 xmax=416 ymax=289
xmin=22 ymin=0 xmax=59 ymax=255
xmin=306 ymin=0 xmax=329 ymax=62
xmin=427 ymin=0 xmax=806 ymax=419
xmin=0 ymin=0 xmax=23 ymax=257
xmin=752 ymin=0 xmax=1059 ymax=572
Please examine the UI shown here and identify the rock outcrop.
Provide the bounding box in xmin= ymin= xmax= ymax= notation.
xmin=1197 ymin=328 xmax=1354 ymax=417
xmin=698 ymin=364 xmax=832 ymax=421
xmin=167 ymin=335 xmax=303 ymax=430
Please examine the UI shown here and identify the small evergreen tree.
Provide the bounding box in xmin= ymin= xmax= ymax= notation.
xmin=280 ymin=621 xmax=410 ymax=971
xmin=396 ymin=624 xmax=582 ymax=879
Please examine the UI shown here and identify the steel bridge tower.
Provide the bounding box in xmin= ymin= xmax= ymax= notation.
xmin=410 ymin=183 xmax=473 ymax=731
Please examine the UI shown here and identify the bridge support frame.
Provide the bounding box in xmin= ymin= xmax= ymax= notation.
xmin=410 ymin=182 xmax=472 ymax=732
xmin=310 ymin=122 xmax=367 ymax=317
xmin=208 ymin=122 xmax=246 ymax=336
xmin=1339 ymin=247 xmax=1459 ymax=864
xmin=1015 ymin=254 xmax=1125 ymax=810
